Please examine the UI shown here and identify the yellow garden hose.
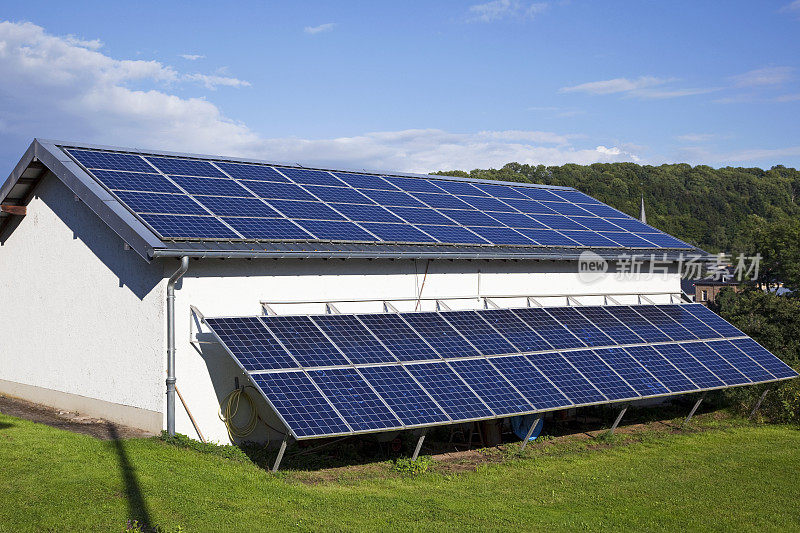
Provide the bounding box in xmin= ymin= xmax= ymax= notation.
xmin=218 ymin=388 xmax=259 ymax=440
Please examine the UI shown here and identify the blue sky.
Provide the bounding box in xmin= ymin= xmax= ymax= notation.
xmin=1 ymin=1 xmax=799 ymax=173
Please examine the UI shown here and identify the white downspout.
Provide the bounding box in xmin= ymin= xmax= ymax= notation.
xmin=166 ymin=256 xmax=189 ymax=436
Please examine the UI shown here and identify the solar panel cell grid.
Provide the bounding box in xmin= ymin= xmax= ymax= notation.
xmin=490 ymin=355 xmax=572 ymax=410
xmin=485 ymin=212 xmax=546 ymax=229
xmin=277 ymin=167 xmax=343 ymax=186
xmin=624 ymin=345 xmax=697 ymax=393
xmin=545 ymin=307 xmax=614 ymax=347
xmin=541 ymin=201 xmax=592 ymax=217
xmin=405 ymin=362 xmax=494 ymax=421
xmin=575 ymin=306 xmax=644 ymax=345
xmin=468 ymin=226 xmax=534 ymax=245
xmin=679 ymin=342 xmax=750 ymax=386
xmin=448 ymin=358 xmax=532 ymax=415
xmin=474 ymin=183 xmax=531 ymax=199
xmin=262 ymin=316 xmax=350 ymax=367
xmin=411 ymin=192 xmax=474 ymax=209
xmin=388 ymin=207 xmax=456 ymax=226
xmin=517 ymin=229 xmax=580 ymax=246
xmin=115 ymin=191 xmax=207 ymax=215
xmin=194 ymin=196 xmax=280 ymax=218
xmin=501 ymin=198 xmax=558 ymax=215
xmin=329 ymin=203 xmax=404 ymax=223
xmin=567 ymin=217 xmax=621 ymax=232
xmin=251 ymin=372 xmax=350 ymax=437
xmin=401 ymin=312 xmax=481 ymax=358
xmin=437 ymin=209 xmax=501 ymax=227
xmin=358 ymin=366 xmax=450 ymax=426
xmin=440 ymin=311 xmax=518 ymax=355
xmin=654 ymin=344 xmax=724 ymax=389
xmin=303 ymin=185 xmax=374 ymax=204
xmin=90 ymin=170 xmax=181 ymax=193
xmin=294 ymin=219 xmax=379 ymax=242
xmin=140 ymin=214 xmax=239 ymax=239
xmin=383 ymin=176 xmax=446 ymax=194
xmin=526 ymin=352 xmax=606 ymax=405
xmin=360 ymin=189 xmax=427 ymax=207
xmin=311 ymin=315 xmax=397 ymax=364
xmin=214 ymin=162 xmax=290 ymax=182
xmin=460 ymin=196 xmax=516 ymax=212
xmin=561 ymin=349 xmax=639 ymax=400
xmin=594 ymin=348 xmax=669 ymax=397
xmin=332 ymin=172 xmax=396 ymax=190
xmin=512 ymin=308 xmax=584 ymax=349
xmin=204 ymin=317 xmax=298 ymax=370
xmin=731 ymin=338 xmax=797 ymax=379
xmin=221 ymin=217 xmax=313 ymax=240
xmin=682 ymin=304 xmax=745 ymax=337
xmin=267 ymin=200 xmax=346 ymax=221
xmin=414 ymin=225 xmax=488 ymax=245
xmin=169 ymin=175 xmax=253 ymax=197
xmin=433 ymin=180 xmax=489 ymax=196
xmin=632 ymin=306 xmax=697 ymax=341
xmin=357 ymin=313 xmax=441 ymax=361
xmin=359 ymin=223 xmax=437 ymax=243
xmin=309 ymin=368 xmax=402 ymax=431
xmin=704 ymin=340 xmax=774 ymax=383
xmin=654 ymin=305 xmax=721 ymax=339
xmin=478 ymin=309 xmax=552 ymax=352
xmin=146 ymin=157 xmax=227 ymax=178
xmin=559 ymin=230 xmax=620 ymax=247
xmin=515 ymin=188 xmax=563 ymax=202
xmin=240 ymin=180 xmax=317 ymax=201
xmin=68 ymin=149 xmax=155 ymax=173
xmin=606 ymin=306 xmax=671 ymax=343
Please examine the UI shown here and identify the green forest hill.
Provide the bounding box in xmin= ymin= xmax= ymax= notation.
xmin=436 ymin=163 xmax=800 ymax=254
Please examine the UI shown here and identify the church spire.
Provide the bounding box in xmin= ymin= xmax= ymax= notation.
xmin=639 ymin=194 xmax=647 ymax=224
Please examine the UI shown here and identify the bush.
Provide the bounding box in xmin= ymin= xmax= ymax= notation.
xmin=392 ymin=456 xmax=434 ymax=475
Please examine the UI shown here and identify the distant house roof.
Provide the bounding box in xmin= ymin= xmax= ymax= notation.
xmin=1 ymin=139 xmax=713 ymax=262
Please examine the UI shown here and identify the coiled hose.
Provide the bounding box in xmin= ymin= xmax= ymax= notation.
xmin=218 ymin=387 xmax=259 ymax=440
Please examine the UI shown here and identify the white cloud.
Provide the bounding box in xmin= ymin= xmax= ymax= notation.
xmin=64 ymin=35 xmax=104 ymax=50
xmin=304 ymin=23 xmax=336 ymax=34
xmin=775 ymin=93 xmax=800 ymax=102
xmin=467 ymin=0 xmax=548 ymax=22
xmin=676 ymin=133 xmax=718 ymax=143
xmin=559 ymin=76 xmax=668 ymax=95
xmin=780 ymin=0 xmax=800 ymax=15
xmin=680 ymin=144 xmax=800 ymax=164
xmin=183 ymin=73 xmax=251 ymax=90
xmin=527 ymin=105 xmax=584 ymax=117
xmin=180 ymin=54 xmax=205 ymax=61
xmin=0 ymin=20 xmax=643 ymax=173
xmin=731 ymin=66 xmax=794 ymax=87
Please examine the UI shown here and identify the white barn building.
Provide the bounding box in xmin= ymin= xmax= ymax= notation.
xmin=2 ymin=139 xmax=790 ymax=451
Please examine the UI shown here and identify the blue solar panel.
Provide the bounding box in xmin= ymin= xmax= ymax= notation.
xmin=222 ymin=217 xmax=313 ymax=240
xmin=311 ymin=315 xmax=397 ymax=364
xmin=215 ymin=162 xmax=290 ymax=182
xmin=140 ymin=214 xmax=239 ymax=239
xmin=90 ymin=170 xmax=181 ymax=193
xmin=204 ymin=317 xmax=298 ymax=370
xmin=704 ymin=340 xmax=774 ymax=383
xmin=146 ymin=157 xmax=227 ymax=178
xmin=309 ymin=368 xmax=401 ymax=431
xmin=303 ymin=185 xmax=373 ymax=204
xmin=460 ymin=196 xmax=515 ymax=212
xmin=360 ymin=189 xmax=427 ymax=207
xmin=561 ymin=349 xmax=639 ymax=400
xmin=594 ymin=348 xmax=669 ymax=397
xmin=388 ymin=207 xmax=455 ymax=225
xmin=609 ymin=217 xmax=657 ymax=232
xmin=267 ymin=200 xmax=346 ymax=221
xmin=545 ymin=307 xmax=614 ymax=347
xmin=516 ymin=188 xmax=563 ymax=202
xmin=251 ymin=372 xmax=350 ymax=438
xmin=541 ymin=202 xmax=593 ymax=217
xmin=449 ymin=359 xmax=532 ymax=415
xmin=606 ymin=306 xmax=671 ymax=343
xmin=359 ymin=223 xmax=437 ymax=242
xmin=357 ymin=314 xmax=440 ymax=361
xmin=552 ymin=190 xmax=602 ymax=204
xmin=575 ymin=307 xmax=644 ymax=345
xmin=636 ymin=233 xmax=691 ymax=248
xmin=169 ymin=175 xmax=253 ymax=197
xmin=679 ymin=342 xmax=750 ymax=386
xmin=491 ymin=355 xmax=572 ymax=410
xmin=359 ymin=366 xmax=450 ymax=426
xmin=115 ymin=191 xmax=207 ymax=215
xmin=68 ymin=149 xmax=155 ymax=173
xmin=632 ymin=306 xmax=697 ymax=341
xmin=654 ymin=344 xmax=724 ymax=389
xmin=486 ymin=212 xmax=546 ymax=229
xmin=330 ymin=203 xmax=404 ymax=223
xmin=441 ymin=311 xmax=517 ymax=355
xmin=195 ymin=196 xmax=280 ymax=217
xmin=401 ymin=312 xmax=480 ymax=358
xmin=405 ymin=362 xmax=494 ymax=421
xmin=569 ymin=217 xmax=617 ymax=231
xmin=534 ymin=214 xmax=588 ymax=230
xmin=383 ymin=176 xmax=446 ymax=194
xmin=600 ymin=232 xmax=657 ymax=248
xmin=579 ymin=203 xmax=629 ymax=218
xmin=682 ymin=304 xmax=745 ymax=337
xmin=262 ymin=316 xmax=350 ymax=367
xmin=559 ymin=230 xmax=620 ymax=247
xmin=332 ymin=172 xmax=396 ymax=190
xmin=625 ymin=345 xmax=697 ymax=392
xmin=654 ymin=305 xmax=721 ymax=339
xmin=478 ymin=309 xmax=552 ymax=352
xmin=731 ymin=338 xmax=798 ymax=379
xmin=468 ymin=226 xmax=534 ymax=245
xmin=434 ymin=180 xmax=489 ymax=196
xmin=439 ymin=209 xmax=501 ymax=227
xmin=415 ymin=225 xmax=488 ymax=245
xmin=526 ymin=352 xmax=606 ymax=405
xmin=502 ymin=198 xmax=558 ymax=215
xmin=294 ymin=219 xmax=379 ymax=241
xmin=240 ymin=180 xmax=317 ymax=201
xmin=512 ymin=308 xmax=584 ymax=349
xmin=278 ymin=167 xmax=343 ymax=186
xmin=473 ymin=183 xmax=530 ymax=199
xmin=411 ymin=192 xmax=473 ymax=209
xmin=518 ymin=229 xmax=580 ymax=246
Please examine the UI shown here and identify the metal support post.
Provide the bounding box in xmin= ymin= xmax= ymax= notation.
xmin=411 ymin=431 xmax=427 ymax=461
xmin=609 ymin=404 xmax=628 ymax=434
xmin=683 ymin=393 xmax=705 ymax=427
xmin=749 ymin=389 xmax=770 ymax=420
xmin=519 ymin=416 xmax=541 ymax=452
xmin=272 ymin=436 xmax=289 ymax=473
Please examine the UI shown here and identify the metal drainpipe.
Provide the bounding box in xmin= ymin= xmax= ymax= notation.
xmin=166 ymin=256 xmax=190 ymax=436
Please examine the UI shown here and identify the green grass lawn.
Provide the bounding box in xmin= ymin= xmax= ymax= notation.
xmin=1 ymin=412 xmax=798 ymax=532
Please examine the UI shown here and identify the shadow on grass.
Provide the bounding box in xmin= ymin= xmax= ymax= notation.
xmin=107 ymin=423 xmax=152 ymax=528
xmin=0 ymin=422 xmax=14 ymax=430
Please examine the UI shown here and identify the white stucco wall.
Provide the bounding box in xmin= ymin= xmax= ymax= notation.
xmin=173 ymin=257 xmax=681 ymax=444
xmin=0 ymin=175 xmax=165 ymax=430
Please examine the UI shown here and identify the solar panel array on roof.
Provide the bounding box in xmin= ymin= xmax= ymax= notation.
xmin=203 ymin=303 xmax=798 ymax=439
xmin=63 ymin=147 xmax=696 ymax=250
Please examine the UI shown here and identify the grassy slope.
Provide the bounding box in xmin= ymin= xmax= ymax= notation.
xmin=1 ymin=413 xmax=799 ymax=532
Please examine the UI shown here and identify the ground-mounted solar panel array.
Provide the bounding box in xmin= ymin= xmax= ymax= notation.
xmin=203 ymin=303 xmax=798 ymax=439
xmin=62 ymin=147 xmax=694 ymax=249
